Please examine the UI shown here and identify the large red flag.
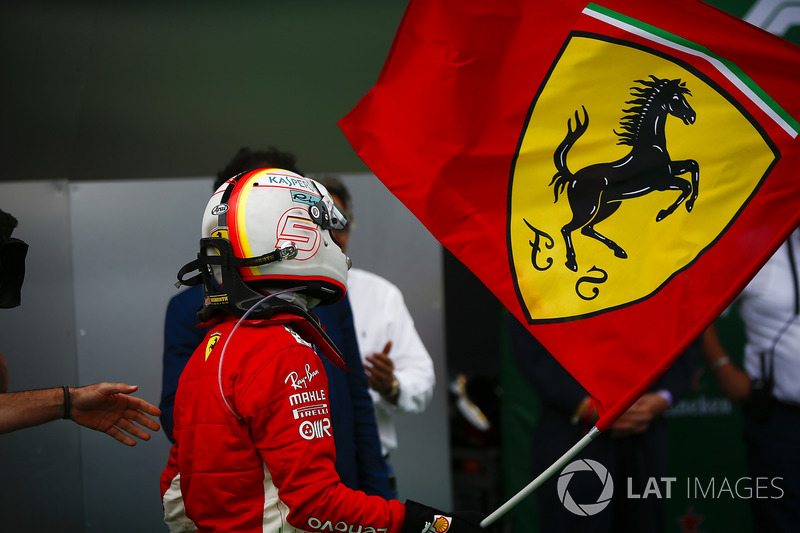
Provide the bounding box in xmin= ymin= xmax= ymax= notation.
xmin=339 ymin=0 xmax=800 ymax=431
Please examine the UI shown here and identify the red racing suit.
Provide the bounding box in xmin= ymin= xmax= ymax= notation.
xmin=160 ymin=313 xmax=408 ymax=532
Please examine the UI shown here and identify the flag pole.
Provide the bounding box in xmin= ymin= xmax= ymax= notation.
xmin=480 ymin=425 xmax=602 ymax=528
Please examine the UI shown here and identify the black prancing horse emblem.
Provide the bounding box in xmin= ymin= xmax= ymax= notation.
xmin=550 ymin=75 xmax=699 ymax=272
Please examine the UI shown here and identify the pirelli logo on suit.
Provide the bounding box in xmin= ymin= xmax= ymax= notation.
xmin=292 ymin=403 xmax=329 ymax=420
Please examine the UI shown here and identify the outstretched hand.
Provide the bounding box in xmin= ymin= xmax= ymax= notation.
xmin=70 ymin=383 xmax=161 ymax=446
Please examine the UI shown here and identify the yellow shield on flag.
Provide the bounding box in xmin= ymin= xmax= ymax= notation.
xmin=509 ymin=34 xmax=777 ymax=323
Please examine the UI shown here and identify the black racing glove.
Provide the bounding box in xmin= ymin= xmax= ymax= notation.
xmin=401 ymin=500 xmax=486 ymax=533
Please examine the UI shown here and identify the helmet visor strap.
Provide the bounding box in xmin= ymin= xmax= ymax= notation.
xmin=309 ymin=197 xmax=348 ymax=231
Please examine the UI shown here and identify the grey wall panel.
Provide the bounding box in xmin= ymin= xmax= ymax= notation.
xmin=68 ymin=178 xmax=211 ymax=532
xmin=0 ymin=180 xmax=84 ymax=532
xmin=65 ymin=174 xmax=449 ymax=530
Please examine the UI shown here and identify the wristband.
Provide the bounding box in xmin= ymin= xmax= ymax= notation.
xmin=656 ymin=389 xmax=673 ymax=408
xmin=62 ymin=386 xmax=71 ymax=420
xmin=386 ymin=377 xmax=400 ymax=403
xmin=710 ymin=356 xmax=730 ymax=370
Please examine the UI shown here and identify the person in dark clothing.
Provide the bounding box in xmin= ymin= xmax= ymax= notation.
xmin=507 ymin=315 xmax=700 ymax=533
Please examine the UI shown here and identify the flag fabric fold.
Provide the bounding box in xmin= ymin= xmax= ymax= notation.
xmin=339 ymin=0 xmax=800 ymax=430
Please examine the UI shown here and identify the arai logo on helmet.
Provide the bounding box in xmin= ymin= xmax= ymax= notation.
xmin=211 ymin=203 xmax=229 ymax=216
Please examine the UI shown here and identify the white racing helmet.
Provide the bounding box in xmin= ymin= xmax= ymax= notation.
xmin=178 ymin=168 xmax=351 ymax=319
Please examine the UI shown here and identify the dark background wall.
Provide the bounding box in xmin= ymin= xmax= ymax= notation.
xmin=1 ymin=0 xmax=790 ymax=183
xmin=0 ymin=1 xmax=407 ymax=182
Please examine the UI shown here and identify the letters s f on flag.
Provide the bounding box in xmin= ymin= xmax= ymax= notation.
xmin=339 ymin=0 xmax=800 ymax=429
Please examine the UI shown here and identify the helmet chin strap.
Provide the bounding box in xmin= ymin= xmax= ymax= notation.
xmin=174 ymin=237 xmax=309 ymax=322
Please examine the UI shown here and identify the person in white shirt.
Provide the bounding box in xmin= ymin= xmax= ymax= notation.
xmin=703 ymin=228 xmax=800 ymax=532
xmin=319 ymin=176 xmax=436 ymax=487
